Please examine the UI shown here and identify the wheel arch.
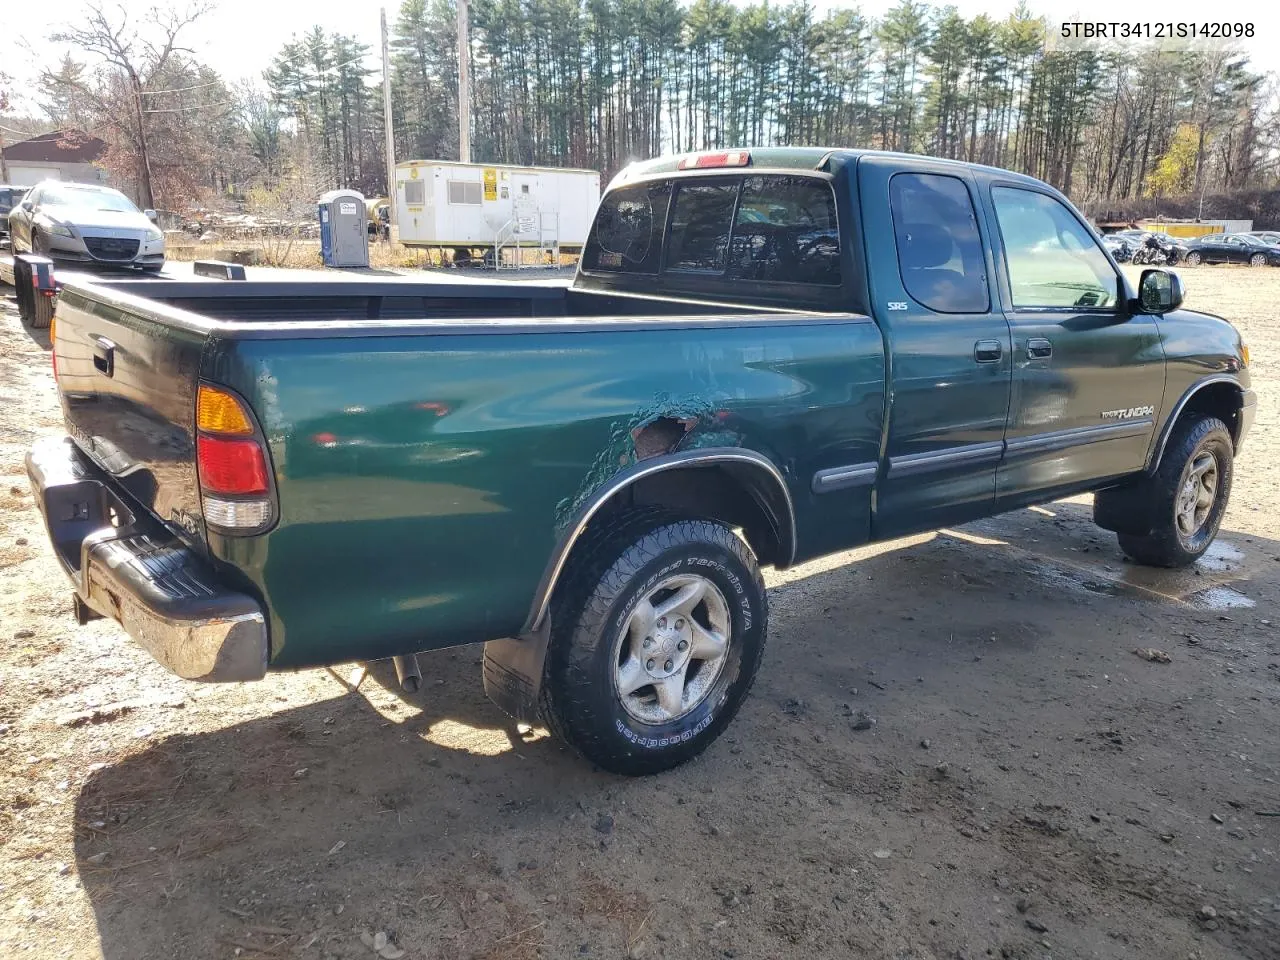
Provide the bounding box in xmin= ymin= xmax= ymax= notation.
xmin=1148 ymin=376 xmax=1245 ymax=473
xmin=521 ymin=447 xmax=796 ymax=636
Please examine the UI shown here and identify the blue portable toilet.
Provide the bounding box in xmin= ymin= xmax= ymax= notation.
xmin=318 ymin=189 xmax=369 ymax=267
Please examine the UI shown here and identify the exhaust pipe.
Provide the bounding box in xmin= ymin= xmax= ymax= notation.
xmin=392 ymin=654 xmax=422 ymax=693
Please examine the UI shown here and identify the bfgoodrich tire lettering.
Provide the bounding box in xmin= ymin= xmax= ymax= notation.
xmin=541 ymin=509 xmax=767 ymax=775
xmin=1117 ymin=415 xmax=1233 ymax=568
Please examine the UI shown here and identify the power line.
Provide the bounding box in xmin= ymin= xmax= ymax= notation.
xmin=142 ymin=76 xmax=225 ymax=96
xmin=143 ymin=99 xmax=235 ymax=113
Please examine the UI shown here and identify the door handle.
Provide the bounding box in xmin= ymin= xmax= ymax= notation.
xmin=974 ymin=339 xmax=1003 ymax=363
xmin=91 ymin=335 xmax=116 ymax=377
xmin=1027 ymin=338 xmax=1053 ymax=360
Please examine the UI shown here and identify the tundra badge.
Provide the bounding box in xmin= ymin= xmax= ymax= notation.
xmin=1100 ymin=405 xmax=1155 ymax=420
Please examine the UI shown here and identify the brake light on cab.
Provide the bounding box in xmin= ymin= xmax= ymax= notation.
xmin=676 ymin=150 xmax=751 ymax=170
xmin=196 ymin=384 xmax=274 ymax=531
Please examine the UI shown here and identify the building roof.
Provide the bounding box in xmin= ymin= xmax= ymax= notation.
xmin=2 ymin=129 xmax=106 ymax=164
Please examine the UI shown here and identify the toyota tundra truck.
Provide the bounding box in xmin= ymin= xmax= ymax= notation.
xmin=26 ymin=148 xmax=1254 ymax=775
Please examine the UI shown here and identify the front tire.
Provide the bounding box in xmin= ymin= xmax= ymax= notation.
xmin=1250 ymin=252 xmax=1267 ymax=267
xmin=1117 ymin=415 xmax=1233 ymax=567
xmin=31 ymin=229 xmax=49 ymax=257
xmin=541 ymin=509 xmax=768 ymax=775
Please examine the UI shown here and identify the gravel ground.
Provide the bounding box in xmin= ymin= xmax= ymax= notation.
xmin=0 ymin=265 xmax=1277 ymax=960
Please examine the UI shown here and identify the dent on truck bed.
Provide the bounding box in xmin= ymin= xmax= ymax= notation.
xmin=552 ymin=395 xmax=735 ymax=531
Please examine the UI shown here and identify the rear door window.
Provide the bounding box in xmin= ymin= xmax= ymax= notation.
xmin=727 ymin=176 xmax=840 ymax=285
xmin=581 ymin=180 xmax=672 ymax=275
xmin=889 ymin=173 xmax=989 ymax=313
xmin=664 ymin=182 xmax=738 ymax=273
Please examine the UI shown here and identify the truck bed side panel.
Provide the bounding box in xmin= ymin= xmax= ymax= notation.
xmin=204 ymin=321 xmax=885 ymax=668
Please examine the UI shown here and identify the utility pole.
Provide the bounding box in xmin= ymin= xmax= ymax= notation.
xmin=0 ymin=85 xmax=10 ymax=182
xmin=456 ymin=0 xmax=471 ymax=164
xmin=380 ymin=7 xmax=397 ymax=238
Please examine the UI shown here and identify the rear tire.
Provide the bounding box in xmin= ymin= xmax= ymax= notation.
xmin=1185 ymin=251 xmax=1202 ymax=266
xmin=541 ymin=509 xmax=768 ymax=775
xmin=1116 ymin=415 xmax=1233 ymax=568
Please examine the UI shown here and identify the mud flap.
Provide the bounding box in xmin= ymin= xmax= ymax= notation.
xmin=1093 ymin=482 xmax=1156 ymax=536
xmin=481 ymin=619 xmax=551 ymax=725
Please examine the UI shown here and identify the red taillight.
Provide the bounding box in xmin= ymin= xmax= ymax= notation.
xmin=197 ymin=435 xmax=269 ymax=494
xmin=677 ymin=150 xmax=751 ymax=170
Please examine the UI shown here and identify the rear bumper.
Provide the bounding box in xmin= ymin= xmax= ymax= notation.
xmin=25 ymin=435 xmax=268 ymax=682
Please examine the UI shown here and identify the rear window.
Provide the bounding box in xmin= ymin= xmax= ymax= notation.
xmin=584 ymin=174 xmax=841 ymax=287
xmin=581 ymin=180 xmax=673 ymax=275
xmin=727 ymin=176 xmax=840 ymax=284
xmin=665 ymin=183 xmax=738 ymax=273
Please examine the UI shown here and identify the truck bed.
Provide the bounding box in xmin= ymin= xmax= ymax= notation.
xmin=76 ymin=272 xmax=771 ymax=326
xmin=49 ymin=273 xmax=885 ymax=668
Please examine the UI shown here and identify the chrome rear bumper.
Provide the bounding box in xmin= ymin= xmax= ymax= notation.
xmin=25 ymin=435 xmax=268 ymax=682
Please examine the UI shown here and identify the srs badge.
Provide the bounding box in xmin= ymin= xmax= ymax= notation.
xmin=1100 ymin=405 xmax=1155 ymax=420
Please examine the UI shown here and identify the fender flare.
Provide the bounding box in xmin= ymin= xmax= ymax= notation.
xmin=521 ymin=447 xmax=796 ymax=636
xmin=1146 ymin=375 xmax=1244 ymax=473
xmin=482 ymin=447 xmax=796 ymax=726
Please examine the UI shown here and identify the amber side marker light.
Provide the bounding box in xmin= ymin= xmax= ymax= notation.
xmin=198 ymin=384 xmax=254 ymax=434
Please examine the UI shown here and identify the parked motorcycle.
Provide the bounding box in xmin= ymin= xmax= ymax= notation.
xmin=1131 ymin=233 xmax=1183 ymax=266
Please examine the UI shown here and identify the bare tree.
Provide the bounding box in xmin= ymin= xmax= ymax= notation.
xmin=42 ymin=2 xmax=211 ymax=208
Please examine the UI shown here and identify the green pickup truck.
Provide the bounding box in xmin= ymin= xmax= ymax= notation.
xmin=27 ymin=148 xmax=1254 ymax=775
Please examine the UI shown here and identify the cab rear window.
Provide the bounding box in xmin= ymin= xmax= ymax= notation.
xmin=582 ymin=174 xmax=841 ymax=287
xmin=581 ymin=181 xmax=672 ymax=275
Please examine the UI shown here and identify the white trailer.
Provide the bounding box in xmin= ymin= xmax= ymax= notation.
xmin=393 ymin=160 xmax=600 ymax=263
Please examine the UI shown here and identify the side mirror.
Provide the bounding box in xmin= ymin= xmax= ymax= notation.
xmin=144 ymin=209 xmax=157 ymax=221
xmin=20 ymin=200 xmax=33 ymax=212
xmin=1134 ymin=268 xmax=1184 ymax=314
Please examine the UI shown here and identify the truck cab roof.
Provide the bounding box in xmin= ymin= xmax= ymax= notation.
xmin=612 ymin=147 xmax=1052 ymax=191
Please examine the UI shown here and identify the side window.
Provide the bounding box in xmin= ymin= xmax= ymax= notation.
xmin=726 ymin=176 xmax=841 ymax=285
xmin=447 ymin=180 xmax=482 ymax=205
xmin=889 ymin=173 xmax=989 ymax=313
xmin=991 ymin=187 xmax=1119 ymax=310
xmin=580 ymin=180 xmax=672 ymax=275
xmin=664 ymin=182 xmax=738 ymax=273
xmin=403 ymin=179 xmax=425 ymax=206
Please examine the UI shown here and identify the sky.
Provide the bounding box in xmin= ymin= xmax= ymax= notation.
xmin=3 ymin=0 xmax=1276 ymax=127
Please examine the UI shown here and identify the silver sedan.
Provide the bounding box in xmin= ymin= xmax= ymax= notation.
xmin=7 ymin=181 xmax=165 ymax=271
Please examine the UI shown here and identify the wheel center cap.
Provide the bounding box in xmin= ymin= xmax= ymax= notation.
xmin=644 ymin=623 xmax=692 ymax=678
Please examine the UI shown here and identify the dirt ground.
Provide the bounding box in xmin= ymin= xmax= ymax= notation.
xmin=1 ymin=265 xmax=1277 ymax=960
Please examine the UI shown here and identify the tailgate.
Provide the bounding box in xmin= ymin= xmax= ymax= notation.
xmin=52 ymin=283 xmax=211 ymax=555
